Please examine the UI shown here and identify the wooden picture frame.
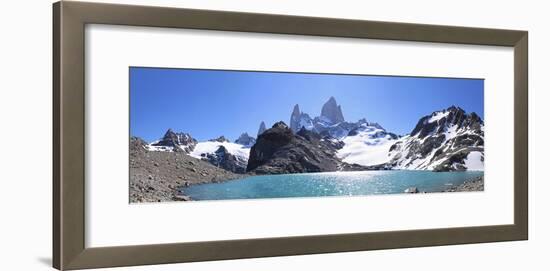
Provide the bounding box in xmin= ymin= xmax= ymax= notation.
xmin=53 ymin=1 xmax=528 ymax=270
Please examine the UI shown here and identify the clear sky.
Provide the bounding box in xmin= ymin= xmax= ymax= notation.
xmin=130 ymin=67 xmax=483 ymax=142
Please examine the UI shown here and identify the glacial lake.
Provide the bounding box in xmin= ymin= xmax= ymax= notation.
xmin=182 ymin=170 xmax=484 ymax=201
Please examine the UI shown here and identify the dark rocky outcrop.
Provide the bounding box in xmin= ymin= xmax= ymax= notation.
xmin=246 ymin=122 xmax=367 ymax=174
xmin=149 ymin=129 xmax=197 ymax=153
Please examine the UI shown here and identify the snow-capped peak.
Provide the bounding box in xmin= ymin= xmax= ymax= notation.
xmin=147 ymin=129 xmax=197 ymax=153
xmin=388 ymin=106 xmax=484 ymax=171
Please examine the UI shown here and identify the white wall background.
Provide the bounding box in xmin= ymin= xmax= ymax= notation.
xmin=0 ymin=0 xmax=546 ymax=270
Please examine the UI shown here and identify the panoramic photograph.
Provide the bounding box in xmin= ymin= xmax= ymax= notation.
xmin=129 ymin=67 xmax=484 ymax=203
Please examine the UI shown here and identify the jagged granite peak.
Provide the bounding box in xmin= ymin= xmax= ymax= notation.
xmin=286 ymin=97 xmax=375 ymax=138
xmin=292 ymin=104 xmax=301 ymax=117
xmin=149 ymin=129 xmax=197 ymax=153
xmin=320 ymin=96 xmax=345 ymax=124
xmin=290 ymin=104 xmax=301 ymax=132
xmin=257 ymin=121 xmax=267 ymax=136
xmin=234 ymin=132 xmax=256 ymax=147
xmin=209 ymin=135 xmax=230 ymax=143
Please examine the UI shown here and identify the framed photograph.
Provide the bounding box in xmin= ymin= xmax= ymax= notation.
xmin=53 ymin=1 xmax=528 ymax=270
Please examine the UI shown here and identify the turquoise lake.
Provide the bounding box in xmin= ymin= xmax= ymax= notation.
xmin=182 ymin=170 xmax=484 ymax=201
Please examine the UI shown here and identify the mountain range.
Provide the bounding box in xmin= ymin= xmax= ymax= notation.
xmin=138 ymin=97 xmax=484 ymax=174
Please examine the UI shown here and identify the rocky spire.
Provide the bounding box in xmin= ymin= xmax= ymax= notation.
xmin=320 ymin=97 xmax=345 ymax=124
xmin=292 ymin=104 xmax=301 ymax=115
xmin=290 ymin=104 xmax=301 ymax=132
xmin=257 ymin=121 xmax=267 ymax=136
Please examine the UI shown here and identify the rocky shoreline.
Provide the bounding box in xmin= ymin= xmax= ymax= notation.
xmin=442 ymin=176 xmax=484 ymax=192
xmin=405 ymin=175 xmax=484 ymax=194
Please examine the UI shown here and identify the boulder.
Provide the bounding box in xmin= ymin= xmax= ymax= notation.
xmin=404 ymin=187 xmax=419 ymax=193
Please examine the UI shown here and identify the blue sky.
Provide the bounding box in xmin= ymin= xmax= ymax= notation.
xmin=130 ymin=67 xmax=483 ymax=142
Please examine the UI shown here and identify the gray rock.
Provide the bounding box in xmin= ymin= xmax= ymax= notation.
xmin=320 ymin=96 xmax=345 ymax=124
xmin=173 ymin=195 xmax=192 ymax=201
